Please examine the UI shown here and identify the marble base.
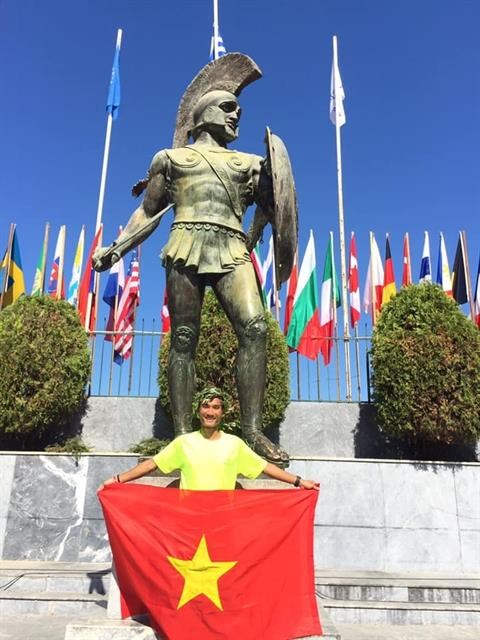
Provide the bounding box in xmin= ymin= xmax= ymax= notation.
xmin=66 ymin=598 xmax=335 ymax=639
xmin=0 ymin=454 xmax=478 ymax=576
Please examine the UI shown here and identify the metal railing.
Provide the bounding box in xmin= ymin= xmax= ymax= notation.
xmin=88 ymin=321 xmax=373 ymax=402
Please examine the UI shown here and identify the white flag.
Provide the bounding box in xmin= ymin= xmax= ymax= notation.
xmin=330 ymin=60 xmax=346 ymax=127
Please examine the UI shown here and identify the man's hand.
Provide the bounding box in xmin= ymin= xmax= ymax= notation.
xmin=300 ymin=479 xmax=320 ymax=491
xmin=97 ymin=476 xmax=118 ymax=492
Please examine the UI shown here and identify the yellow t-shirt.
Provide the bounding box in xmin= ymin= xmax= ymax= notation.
xmin=153 ymin=431 xmax=267 ymax=490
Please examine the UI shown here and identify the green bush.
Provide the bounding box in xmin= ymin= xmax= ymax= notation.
xmin=45 ymin=436 xmax=91 ymax=456
xmin=158 ymin=290 xmax=290 ymax=434
xmin=0 ymin=296 xmax=91 ymax=443
xmin=129 ymin=437 xmax=171 ymax=456
xmin=371 ymin=284 xmax=480 ymax=446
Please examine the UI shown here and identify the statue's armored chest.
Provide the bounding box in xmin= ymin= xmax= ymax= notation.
xmin=165 ymin=148 xmax=253 ymax=184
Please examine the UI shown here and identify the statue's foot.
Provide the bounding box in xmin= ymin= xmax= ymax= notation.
xmin=175 ymin=426 xmax=193 ymax=436
xmin=242 ymin=428 xmax=290 ymax=468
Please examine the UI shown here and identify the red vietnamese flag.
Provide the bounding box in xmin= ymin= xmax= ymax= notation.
xmin=99 ymin=485 xmax=321 ymax=640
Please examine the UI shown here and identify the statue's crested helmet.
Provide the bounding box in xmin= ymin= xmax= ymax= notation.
xmin=190 ymin=90 xmax=240 ymax=141
xmin=193 ymin=90 xmax=238 ymax=125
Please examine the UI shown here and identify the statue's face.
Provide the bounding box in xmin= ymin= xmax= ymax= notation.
xmin=193 ymin=91 xmax=242 ymax=143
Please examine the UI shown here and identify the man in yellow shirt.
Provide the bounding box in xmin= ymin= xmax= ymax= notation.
xmin=101 ymin=388 xmax=319 ymax=491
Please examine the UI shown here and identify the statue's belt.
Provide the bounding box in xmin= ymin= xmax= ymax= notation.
xmin=186 ymin=147 xmax=244 ymax=222
xmin=170 ymin=220 xmax=246 ymax=237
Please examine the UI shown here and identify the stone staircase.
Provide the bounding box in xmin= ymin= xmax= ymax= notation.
xmin=1 ymin=562 xmax=479 ymax=638
xmin=0 ymin=561 xmax=110 ymax=617
xmin=316 ymin=570 xmax=480 ymax=626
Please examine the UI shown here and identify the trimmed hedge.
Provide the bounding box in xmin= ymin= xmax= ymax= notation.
xmin=371 ymin=284 xmax=480 ymax=446
xmin=0 ymin=296 xmax=91 ymax=443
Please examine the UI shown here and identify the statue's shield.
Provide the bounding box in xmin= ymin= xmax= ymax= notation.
xmin=265 ymin=127 xmax=298 ymax=285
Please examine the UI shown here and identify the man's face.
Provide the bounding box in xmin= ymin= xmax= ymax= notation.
xmin=195 ymin=91 xmax=242 ymax=143
xmin=198 ymin=397 xmax=224 ymax=429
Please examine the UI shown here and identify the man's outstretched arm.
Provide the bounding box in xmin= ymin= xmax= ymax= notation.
xmin=263 ymin=462 xmax=319 ymax=490
xmin=98 ymin=458 xmax=158 ymax=491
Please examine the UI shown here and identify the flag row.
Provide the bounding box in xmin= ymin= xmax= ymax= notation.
xmin=0 ymin=223 xmax=140 ymax=364
xmin=2 ymin=225 xmax=479 ymax=369
xmin=251 ymin=230 xmax=480 ymax=365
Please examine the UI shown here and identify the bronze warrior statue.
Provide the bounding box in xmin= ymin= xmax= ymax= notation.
xmin=93 ymin=54 xmax=297 ymax=466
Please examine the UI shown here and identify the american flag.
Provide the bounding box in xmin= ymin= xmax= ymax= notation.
xmin=113 ymin=251 xmax=140 ymax=364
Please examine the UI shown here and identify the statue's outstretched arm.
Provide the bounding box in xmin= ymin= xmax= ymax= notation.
xmin=93 ymin=152 xmax=170 ymax=272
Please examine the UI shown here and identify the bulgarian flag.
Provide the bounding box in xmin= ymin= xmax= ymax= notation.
xmin=286 ymin=230 xmax=323 ymax=360
xmin=99 ymin=485 xmax=321 ymax=640
xmin=319 ymin=232 xmax=341 ymax=366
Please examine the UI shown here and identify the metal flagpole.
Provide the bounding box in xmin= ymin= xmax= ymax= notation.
xmin=332 ymin=35 xmax=351 ymax=399
xmin=127 ymin=246 xmax=141 ymax=395
xmin=405 ymin=232 xmax=412 ymax=285
xmin=353 ymin=324 xmax=361 ymax=400
xmin=57 ymin=225 xmax=66 ymax=300
xmin=330 ymin=232 xmax=341 ymax=400
xmin=273 ymin=242 xmax=280 ymax=323
xmin=108 ymin=226 xmax=123 ymax=395
xmin=39 ymin=222 xmax=50 ymax=294
xmin=96 ymin=28 xmax=122 ymax=233
xmin=369 ymin=231 xmax=376 ymax=325
xmin=296 ymin=351 xmax=301 ymax=399
xmin=91 ymin=29 xmax=122 ymax=382
xmin=213 ymin=0 xmax=219 ymax=60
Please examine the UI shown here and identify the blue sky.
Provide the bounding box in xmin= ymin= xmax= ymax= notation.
xmin=1 ymin=0 xmax=479 ymax=398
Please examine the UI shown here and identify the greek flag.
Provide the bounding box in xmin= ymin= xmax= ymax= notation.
xmin=209 ymin=32 xmax=227 ymax=61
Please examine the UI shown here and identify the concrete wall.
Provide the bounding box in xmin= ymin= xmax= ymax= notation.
xmin=1 ymin=453 xmax=478 ymax=575
xmin=78 ymin=397 xmax=479 ymax=461
xmin=79 ymin=397 xmax=371 ymax=455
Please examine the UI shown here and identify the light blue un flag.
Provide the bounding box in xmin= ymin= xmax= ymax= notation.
xmin=106 ymin=44 xmax=121 ymax=119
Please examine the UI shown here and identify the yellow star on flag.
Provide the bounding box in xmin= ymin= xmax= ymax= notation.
xmin=167 ymin=534 xmax=237 ymax=610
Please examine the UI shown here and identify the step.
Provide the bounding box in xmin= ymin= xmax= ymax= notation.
xmin=315 ymin=571 xmax=480 ymax=605
xmin=323 ymin=599 xmax=480 ymax=626
xmin=0 ymin=590 xmax=107 ymax=616
xmin=0 ymin=561 xmax=111 ymax=595
xmin=64 ymin=602 xmax=339 ymax=639
xmin=334 ymin=623 xmax=480 ymax=640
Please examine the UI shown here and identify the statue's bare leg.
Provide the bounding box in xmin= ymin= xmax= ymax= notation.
xmin=213 ymin=262 xmax=289 ymax=466
xmin=166 ymin=266 xmax=204 ymax=435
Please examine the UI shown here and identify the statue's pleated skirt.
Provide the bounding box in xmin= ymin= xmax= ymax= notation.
xmin=162 ymin=222 xmax=250 ymax=274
